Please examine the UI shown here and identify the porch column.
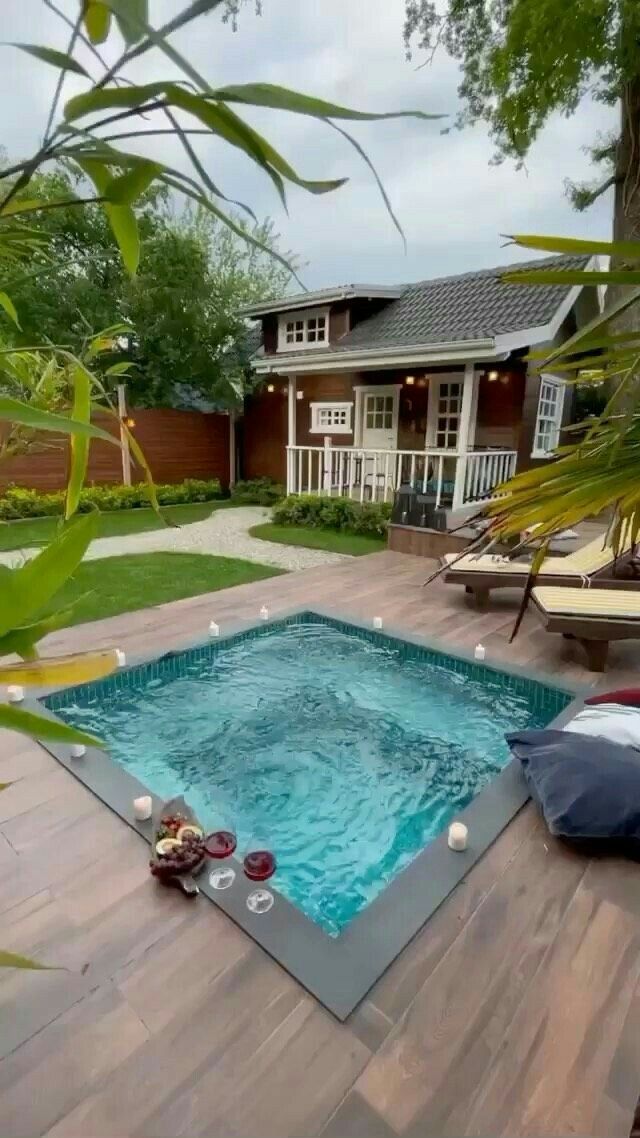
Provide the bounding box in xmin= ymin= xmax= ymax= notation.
xmin=287 ymin=375 xmax=296 ymax=494
xmin=452 ymin=362 xmax=479 ymax=511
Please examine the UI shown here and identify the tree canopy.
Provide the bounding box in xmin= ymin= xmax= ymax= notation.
xmin=4 ymin=165 xmax=295 ymax=407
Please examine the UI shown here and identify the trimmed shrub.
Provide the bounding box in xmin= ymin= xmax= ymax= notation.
xmin=0 ymin=478 xmax=224 ymax=520
xmin=230 ymin=477 xmax=285 ymax=506
xmin=272 ymin=494 xmax=391 ymax=538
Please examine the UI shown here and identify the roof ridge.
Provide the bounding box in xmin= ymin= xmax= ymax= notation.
xmin=406 ymin=252 xmax=589 ymax=291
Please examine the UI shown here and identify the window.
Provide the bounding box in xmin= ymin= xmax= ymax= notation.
xmin=433 ymin=380 xmax=462 ymax=449
xmin=533 ymin=376 xmax=565 ymax=457
xmin=278 ymin=308 xmax=329 ymax=351
xmin=365 ymin=394 xmax=394 ymax=430
xmin=310 ymin=402 xmax=353 ymax=434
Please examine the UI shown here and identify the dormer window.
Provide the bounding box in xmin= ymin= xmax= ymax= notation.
xmin=278 ymin=308 xmax=329 ymax=351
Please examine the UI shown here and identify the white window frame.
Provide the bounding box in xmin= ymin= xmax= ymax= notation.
xmin=426 ymin=375 xmax=464 ymax=451
xmin=278 ymin=307 xmax=329 ymax=351
xmin=309 ymin=402 xmax=353 ymax=435
xmin=532 ymin=375 xmax=565 ymax=458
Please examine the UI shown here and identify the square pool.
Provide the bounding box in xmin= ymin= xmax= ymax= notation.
xmin=46 ymin=613 xmax=571 ymax=940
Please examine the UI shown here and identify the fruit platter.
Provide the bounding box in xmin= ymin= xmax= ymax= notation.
xmin=149 ymin=795 xmax=206 ymax=896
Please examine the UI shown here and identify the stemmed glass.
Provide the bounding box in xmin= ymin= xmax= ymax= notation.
xmin=243 ymin=827 xmax=277 ymax=914
xmin=205 ymin=820 xmax=238 ymax=891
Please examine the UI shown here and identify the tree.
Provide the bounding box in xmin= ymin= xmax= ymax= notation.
xmin=403 ymin=1 xmax=640 ymax=248
xmin=5 ymin=167 xmax=295 ymax=406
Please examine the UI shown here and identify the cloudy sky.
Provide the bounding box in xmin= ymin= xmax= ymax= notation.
xmin=1 ymin=0 xmax=616 ymax=288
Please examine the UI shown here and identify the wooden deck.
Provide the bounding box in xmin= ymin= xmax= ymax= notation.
xmin=1 ymin=550 xmax=639 ymax=1138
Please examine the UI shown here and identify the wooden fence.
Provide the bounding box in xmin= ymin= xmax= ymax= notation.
xmin=0 ymin=408 xmax=231 ymax=492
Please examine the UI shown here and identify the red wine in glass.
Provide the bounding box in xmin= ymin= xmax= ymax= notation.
xmin=244 ymin=849 xmax=276 ymax=913
xmin=205 ymin=828 xmax=237 ymax=891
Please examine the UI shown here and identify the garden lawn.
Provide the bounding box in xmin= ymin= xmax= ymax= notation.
xmin=0 ymin=501 xmax=234 ymax=552
xmin=44 ymin=552 xmax=285 ymax=628
xmin=249 ymin=522 xmax=386 ymax=557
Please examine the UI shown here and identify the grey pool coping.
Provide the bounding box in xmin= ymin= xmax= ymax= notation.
xmin=28 ymin=608 xmax=588 ymax=1021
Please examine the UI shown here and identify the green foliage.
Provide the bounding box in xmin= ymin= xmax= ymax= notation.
xmin=273 ymin=495 xmax=391 ymax=538
xmin=0 ymin=478 xmax=223 ymax=520
xmin=229 ymin=477 xmax=285 ymax=505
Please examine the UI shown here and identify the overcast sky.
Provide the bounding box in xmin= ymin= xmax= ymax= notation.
xmin=1 ymin=0 xmax=616 ymax=288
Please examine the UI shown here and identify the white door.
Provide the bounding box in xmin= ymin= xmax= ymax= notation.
xmin=360 ymin=387 xmax=398 ymax=450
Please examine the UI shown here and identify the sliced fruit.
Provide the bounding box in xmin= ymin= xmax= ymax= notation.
xmin=176 ymin=824 xmax=204 ymax=842
xmin=156 ymin=837 xmax=182 ymax=857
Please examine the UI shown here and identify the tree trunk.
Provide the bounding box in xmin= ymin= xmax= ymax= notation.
xmin=610 ymin=76 xmax=640 ymax=323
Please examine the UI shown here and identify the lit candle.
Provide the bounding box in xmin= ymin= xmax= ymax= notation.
xmin=448 ymin=822 xmax=468 ymax=851
xmin=116 ymin=649 xmax=127 ymax=668
xmin=474 ymin=644 xmax=486 ymax=661
xmin=209 ymin=621 xmax=220 ymax=637
xmin=7 ymin=684 xmax=24 ymax=703
xmin=133 ymin=795 xmax=152 ymax=821
xmin=373 ymin=616 xmax=383 ymax=630
xmin=260 ymin=606 xmax=269 ymax=621
xmin=70 ymin=743 xmax=86 ymax=759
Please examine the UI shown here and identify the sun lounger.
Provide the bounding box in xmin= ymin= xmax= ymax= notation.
xmin=531 ymin=585 xmax=640 ymax=672
xmin=442 ymin=534 xmax=636 ymax=609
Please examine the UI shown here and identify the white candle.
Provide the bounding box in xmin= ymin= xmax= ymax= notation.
xmin=209 ymin=620 xmax=220 ymax=637
xmin=133 ymin=795 xmax=152 ymax=821
xmin=70 ymin=743 xmax=86 ymax=759
xmin=448 ymin=822 xmax=468 ymax=851
xmin=260 ymin=606 xmax=269 ymax=621
xmin=373 ymin=616 xmax=383 ymax=630
xmin=116 ymin=649 xmax=127 ymax=668
xmin=7 ymin=684 xmax=24 ymax=703
xmin=474 ymin=644 xmax=486 ymax=661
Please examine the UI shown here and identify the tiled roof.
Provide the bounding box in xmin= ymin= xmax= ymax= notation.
xmin=280 ymin=254 xmax=590 ymax=357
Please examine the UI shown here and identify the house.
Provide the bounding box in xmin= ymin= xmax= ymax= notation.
xmin=240 ymin=254 xmax=598 ymax=527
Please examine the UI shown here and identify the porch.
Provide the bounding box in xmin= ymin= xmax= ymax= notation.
xmin=282 ymin=361 xmax=523 ymax=513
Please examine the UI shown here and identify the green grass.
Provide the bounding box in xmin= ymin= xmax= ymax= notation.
xmin=45 ymin=552 xmax=285 ymax=628
xmin=249 ymin=522 xmax=386 ymax=557
xmin=0 ymin=500 xmax=235 ymax=552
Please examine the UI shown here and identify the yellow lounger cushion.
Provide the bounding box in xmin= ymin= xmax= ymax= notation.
xmin=533 ymin=587 xmax=640 ymax=620
xmin=444 ymin=534 xmax=628 ymax=577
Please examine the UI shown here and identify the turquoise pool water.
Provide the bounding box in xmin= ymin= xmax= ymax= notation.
xmin=48 ymin=615 xmax=569 ymax=935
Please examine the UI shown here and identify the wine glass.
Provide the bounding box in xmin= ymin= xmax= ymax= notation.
xmin=205 ymin=814 xmax=238 ymax=891
xmin=243 ymin=833 xmax=277 ymax=914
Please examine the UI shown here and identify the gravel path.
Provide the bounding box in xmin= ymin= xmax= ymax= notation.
xmin=0 ymin=506 xmax=351 ymax=571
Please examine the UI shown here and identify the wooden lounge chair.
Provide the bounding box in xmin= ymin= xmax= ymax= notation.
xmin=442 ymin=534 xmax=636 ymax=610
xmin=531 ymin=585 xmax=640 ymax=672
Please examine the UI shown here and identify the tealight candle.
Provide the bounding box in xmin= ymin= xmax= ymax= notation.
xmin=373 ymin=616 xmax=383 ymax=630
xmin=260 ymin=605 xmax=269 ymax=621
xmin=116 ymin=649 xmax=127 ymax=668
xmin=209 ymin=620 xmax=220 ymax=637
xmin=133 ymin=795 xmax=152 ymax=821
xmin=474 ymin=644 xmax=486 ymax=661
xmin=448 ymin=822 xmax=468 ymax=851
xmin=70 ymin=743 xmax=86 ymax=759
xmin=7 ymin=684 xmax=24 ymax=703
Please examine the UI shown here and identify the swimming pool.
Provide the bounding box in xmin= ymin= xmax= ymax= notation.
xmin=47 ymin=612 xmax=570 ymax=937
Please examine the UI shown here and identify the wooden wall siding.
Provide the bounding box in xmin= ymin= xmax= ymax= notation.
xmin=296 ymin=373 xmax=356 ymax=448
xmin=0 ymin=409 xmax=230 ymax=492
xmin=262 ymin=314 xmax=278 ymax=354
xmin=475 ymin=369 xmax=526 ymax=451
xmin=243 ymin=384 xmax=288 ymax=484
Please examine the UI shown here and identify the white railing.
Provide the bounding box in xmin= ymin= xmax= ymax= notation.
xmin=462 ymin=450 xmax=518 ymax=504
xmin=286 ymin=440 xmax=517 ymax=509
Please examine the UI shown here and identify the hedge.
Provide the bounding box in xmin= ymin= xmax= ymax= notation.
xmin=272 ymin=494 xmax=391 ymax=538
xmin=230 ymin=477 xmax=285 ymax=506
xmin=0 ymin=479 xmax=224 ymax=520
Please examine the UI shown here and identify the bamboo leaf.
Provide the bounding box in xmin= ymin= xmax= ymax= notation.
xmin=122 ymin=421 xmax=161 ymax=515
xmin=542 ymin=288 xmax=640 ymax=367
xmin=0 ymin=650 xmax=118 ymax=687
xmin=0 ymin=602 xmax=86 ymax=660
xmin=64 ymin=80 xmax=168 ymax=121
xmin=0 ymin=395 xmax=120 ymax=444
xmin=9 ymin=43 xmax=90 ymax=77
xmin=65 ymin=364 xmax=91 ymax=520
xmin=105 ymin=361 xmax=133 ymax=376
xmin=0 ymin=513 xmax=99 ymax=637
xmin=0 ymin=291 xmax=20 ymax=328
xmin=104 ymin=0 xmax=149 ymax=44
xmin=104 ymin=159 xmax=163 ymax=205
xmin=0 ymin=703 xmax=102 ymax=747
xmin=506 ymin=233 xmax=640 ymax=261
xmin=505 ymin=269 xmax=640 ymax=287
xmin=211 ymin=82 xmax=442 ymax=122
xmin=75 ymin=157 xmax=140 ymax=273
xmin=84 ymin=1 xmax=112 ymax=44
xmin=0 ymin=949 xmax=59 ymax=970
